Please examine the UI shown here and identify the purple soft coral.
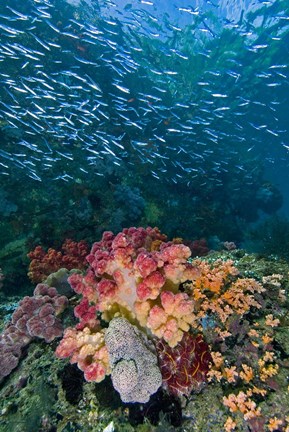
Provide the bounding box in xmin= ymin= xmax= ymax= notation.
xmin=11 ymin=284 xmax=68 ymax=343
xmin=0 ymin=284 xmax=68 ymax=381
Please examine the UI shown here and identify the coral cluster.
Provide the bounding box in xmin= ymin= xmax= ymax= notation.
xmin=0 ymin=284 xmax=68 ymax=381
xmin=1 ymin=226 xmax=289 ymax=430
xmin=56 ymin=227 xmax=201 ymax=399
xmin=65 ymin=226 xmax=199 ymax=347
xmin=186 ymin=259 xmax=288 ymax=431
xmin=28 ymin=239 xmax=89 ymax=283
xmin=55 ymin=324 xmax=109 ymax=383
xmin=11 ymin=284 xmax=68 ymax=342
xmin=186 ymin=258 xmax=265 ymax=331
xmin=55 ymin=226 xmax=288 ymax=413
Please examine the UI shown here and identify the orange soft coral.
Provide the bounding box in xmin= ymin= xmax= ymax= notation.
xmin=223 ymin=391 xmax=261 ymax=421
xmin=267 ymin=417 xmax=283 ymax=431
xmin=188 ymin=258 xmax=265 ymax=332
xmin=192 ymin=258 xmax=239 ymax=294
xmin=224 ymin=416 xmax=237 ymax=432
xmin=239 ymin=364 xmax=254 ymax=383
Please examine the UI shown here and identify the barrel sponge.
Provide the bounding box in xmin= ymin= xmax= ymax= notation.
xmin=105 ymin=317 xmax=162 ymax=403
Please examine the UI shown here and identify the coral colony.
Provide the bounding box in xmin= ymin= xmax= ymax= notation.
xmin=0 ymin=284 xmax=68 ymax=381
xmin=1 ymin=226 xmax=289 ymax=431
xmin=27 ymin=239 xmax=89 ymax=284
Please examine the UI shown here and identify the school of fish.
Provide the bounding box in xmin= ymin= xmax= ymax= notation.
xmin=0 ymin=0 xmax=288 ymax=187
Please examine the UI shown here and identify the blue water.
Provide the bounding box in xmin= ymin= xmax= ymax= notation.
xmin=0 ymin=0 xmax=289 ymax=286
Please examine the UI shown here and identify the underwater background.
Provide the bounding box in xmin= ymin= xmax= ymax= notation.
xmin=1 ymin=0 xmax=289 ymax=291
xmin=0 ymin=0 xmax=289 ymax=431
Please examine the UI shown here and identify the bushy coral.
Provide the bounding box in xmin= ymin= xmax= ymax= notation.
xmin=11 ymin=284 xmax=68 ymax=342
xmin=187 ymin=258 xmax=265 ymax=330
xmin=56 ymin=325 xmax=110 ymax=383
xmin=0 ymin=330 xmax=23 ymax=382
xmin=67 ymin=227 xmax=199 ymax=347
xmin=56 ymin=227 xmax=202 ymax=401
xmin=0 ymin=284 xmax=68 ymax=381
xmin=28 ymin=239 xmax=89 ymax=283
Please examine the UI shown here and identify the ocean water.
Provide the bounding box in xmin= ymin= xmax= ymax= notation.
xmin=0 ymin=1 xmax=289 ymax=430
xmin=1 ymin=0 xmax=289 ymax=252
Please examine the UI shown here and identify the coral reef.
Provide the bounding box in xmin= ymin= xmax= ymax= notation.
xmin=1 ymin=228 xmax=289 ymax=431
xmin=55 ymin=226 xmax=200 ymax=401
xmin=54 ymin=225 xmax=289 ymax=429
xmin=189 ymin=253 xmax=289 ymax=432
xmin=56 ymin=229 xmax=289 ymax=429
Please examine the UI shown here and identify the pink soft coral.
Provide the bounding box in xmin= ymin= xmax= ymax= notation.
xmin=66 ymin=227 xmax=199 ymax=354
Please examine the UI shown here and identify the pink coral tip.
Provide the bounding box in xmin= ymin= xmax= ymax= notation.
xmin=136 ymin=271 xmax=165 ymax=301
xmin=160 ymin=244 xmax=191 ymax=262
xmin=55 ymin=328 xmax=78 ymax=358
xmin=147 ymin=305 xmax=167 ymax=329
xmin=134 ymin=252 xmax=158 ymax=278
xmin=84 ymin=362 xmax=106 ymax=382
xmin=74 ymin=298 xmax=98 ymax=327
xmin=113 ymin=246 xmax=134 ymax=267
xmin=68 ymin=273 xmax=85 ymax=294
xmin=160 ymin=291 xmax=175 ymax=312
xmin=112 ymin=232 xmax=129 ymax=249
xmin=97 ymin=279 xmax=118 ymax=301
